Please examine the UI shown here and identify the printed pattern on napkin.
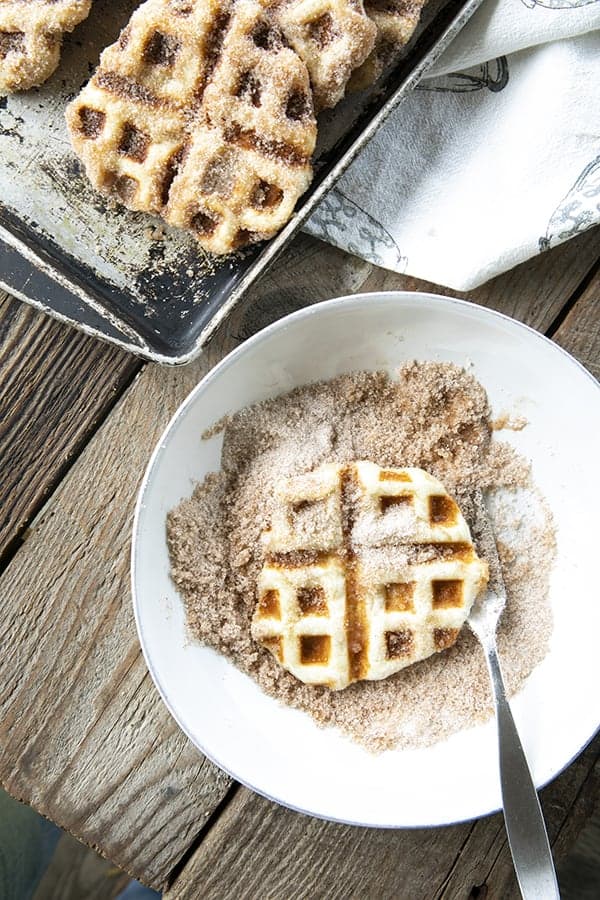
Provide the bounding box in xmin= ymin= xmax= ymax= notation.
xmin=540 ymin=155 xmax=600 ymax=250
xmin=305 ymin=0 xmax=600 ymax=289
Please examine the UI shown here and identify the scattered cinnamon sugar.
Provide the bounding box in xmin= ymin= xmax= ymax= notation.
xmin=167 ymin=362 xmax=555 ymax=752
xmin=492 ymin=412 xmax=528 ymax=432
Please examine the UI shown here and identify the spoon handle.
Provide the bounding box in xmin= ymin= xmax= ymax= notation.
xmin=484 ymin=643 xmax=560 ymax=900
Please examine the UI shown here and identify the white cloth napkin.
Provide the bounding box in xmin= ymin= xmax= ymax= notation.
xmin=305 ymin=0 xmax=600 ymax=290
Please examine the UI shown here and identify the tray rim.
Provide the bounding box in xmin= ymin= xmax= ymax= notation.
xmin=0 ymin=0 xmax=486 ymax=366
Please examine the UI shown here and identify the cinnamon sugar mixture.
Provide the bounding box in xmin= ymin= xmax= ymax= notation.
xmin=167 ymin=363 xmax=555 ymax=752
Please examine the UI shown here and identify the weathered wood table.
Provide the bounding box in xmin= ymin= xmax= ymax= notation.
xmin=1 ymin=229 xmax=599 ymax=898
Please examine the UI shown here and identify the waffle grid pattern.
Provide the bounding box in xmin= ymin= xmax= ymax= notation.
xmin=276 ymin=0 xmax=376 ymax=110
xmin=0 ymin=0 xmax=91 ymax=92
xmin=252 ymin=462 xmax=488 ymax=689
xmin=66 ymin=0 xmax=317 ymax=253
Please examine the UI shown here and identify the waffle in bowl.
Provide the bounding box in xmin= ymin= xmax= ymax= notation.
xmin=252 ymin=462 xmax=488 ymax=690
xmin=66 ymin=0 xmax=317 ymax=253
xmin=0 ymin=0 xmax=91 ymax=93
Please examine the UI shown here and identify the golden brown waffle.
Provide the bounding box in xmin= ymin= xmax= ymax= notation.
xmin=274 ymin=0 xmax=376 ymax=110
xmin=349 ymin=0 xmax=427 ymax=90
xmin=66 ymin=0 xmax=225 ymax=215
xmin=66 ymin=0 xmax=317 ymax=253
xmin=0 ymin=0 xmax=91 ymax=93
xmin=252 ymin=462 xmax=488 ymax=689
xmin=167 ymin=0 xmax=316 ymax=251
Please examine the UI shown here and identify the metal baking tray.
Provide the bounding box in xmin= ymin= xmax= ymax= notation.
xmin=0 ymin=0 xmax=483 ymax=364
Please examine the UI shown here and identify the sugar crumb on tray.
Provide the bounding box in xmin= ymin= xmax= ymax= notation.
xmin=167 ymin=362 xmax=555 ymax=752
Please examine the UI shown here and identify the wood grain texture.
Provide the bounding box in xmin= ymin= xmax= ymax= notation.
xmin=230 ymin=228 xmax=600 ymax=344
xmin=33 ymin=832 xmax=129 ymax=900
xmin=439 ymin=733 xmax=600 ymax=899
xmin=0 ymin=346 xmax=230 ymax=888
xmin=558 ymin=768 xmax=600 ymax=900
xmin=0 ymin=239 xmax=369 ymax=890
xmin=168 ymin=787 xmax=474 ymax=900
xmin=165 ymin=734 xmax=600 ymax=900
xmin=0 ymin=229 xmax=598 ymax=890
xmin=552 ymin=264 xmax=600 ymax=379
xmin=0 ymin=293 xmax=140 ymax=566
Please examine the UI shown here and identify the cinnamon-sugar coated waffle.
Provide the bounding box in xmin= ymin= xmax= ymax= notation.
xmin=0 ymin=0 xmax=91 ymax=93
xmin=252 ymin=462 xmax=488 ymax=690
xmin=275 ymin=0 xmax=376 ymax=109
xmin=350 ymin=0 xmax=427 ymax=90
xmin=66 ymin=0 xmax=317 ymax=253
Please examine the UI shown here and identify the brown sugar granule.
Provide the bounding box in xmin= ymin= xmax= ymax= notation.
xmin=167 ymin=362 xmax=555 ymax=752
xmin=492 ymin=412 xmax=528 ymax=432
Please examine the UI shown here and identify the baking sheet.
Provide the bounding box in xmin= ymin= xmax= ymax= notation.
xmin=0 ymin=0 xmax=484 ymax=363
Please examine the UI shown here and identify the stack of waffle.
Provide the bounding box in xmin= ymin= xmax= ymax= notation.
xmin=63 ymin=0 xmax=428 ymax=252
xmin=67 ymin=0 xmax=319 ymax=253
xmin=1 ymin=0 xmax=428 ymax=251
xmin=252 ymin=462 xmax=488 ymax=690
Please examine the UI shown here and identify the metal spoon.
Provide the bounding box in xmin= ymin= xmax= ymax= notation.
xmin=467 ymin=490 xmax=560 ymax=900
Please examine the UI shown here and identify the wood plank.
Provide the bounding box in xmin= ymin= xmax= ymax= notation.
xmin=0 ymin=231 xmax=598 ymax=889
xmin=558 ymin=777 xmax=600 ymax=900
xmin=0 ymin=343 xmax=230 ymax=889
xmin=0 ymin=239 xmax=369 ymax=890
xmin=230 ymin=228 xmax=600 ymax=345
xmin=220 ymin=233 xmax=373 ymax=344
xmin=439 ymin=733 xmax=600 ymax=899
xmin=33 ymin=832 xmax=129 ymax=900
xmin=0 ymin=293 xmax=140 ymax=565
xmin=552 ymin=265 xmax=600 ymax=379
xmin=166 ymin=787 xmax=473 ymax=900
xmin=164 ymin=734 xmax=600 ymax=899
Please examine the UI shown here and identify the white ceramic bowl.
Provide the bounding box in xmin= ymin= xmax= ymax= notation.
xmin=132 ymin=292 xmax=600 ymax=827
